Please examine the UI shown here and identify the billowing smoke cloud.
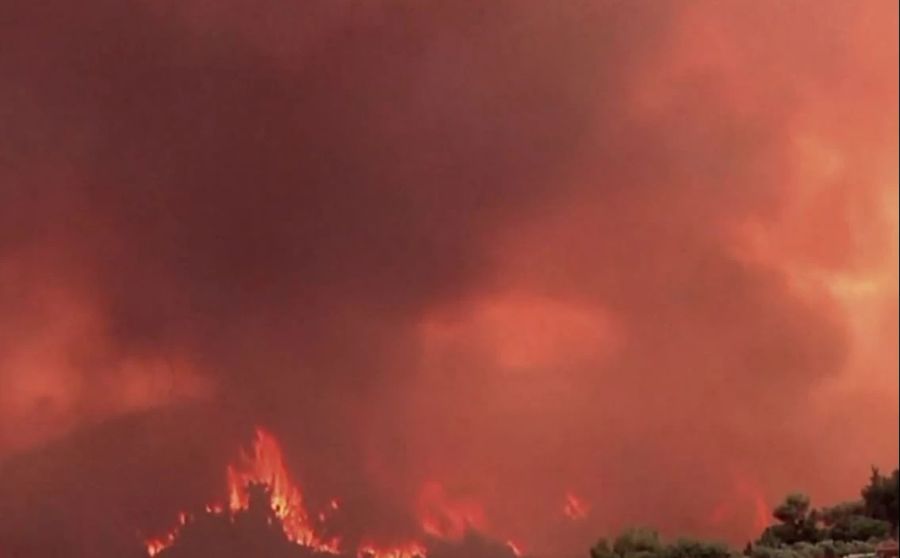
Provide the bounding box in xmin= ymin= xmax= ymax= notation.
xmin=0 ymin=0 xmax=897 ymax=557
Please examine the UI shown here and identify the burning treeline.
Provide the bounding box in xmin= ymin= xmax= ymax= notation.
xmin=140 ymin=427 xmax=899 ymax=558
xmin=144 ymin=428 xmax=528 ymax=558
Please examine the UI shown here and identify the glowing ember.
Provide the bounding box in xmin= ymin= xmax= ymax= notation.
xmin=145 ymin=537 xmax=173 ymax=557
xmin=144 ymin=512 xmax=190 ymax=556
xmin=358 ymin=542 xmax=428 ymax=558
xmin=562 ymin=492 xmax=589 ymax=520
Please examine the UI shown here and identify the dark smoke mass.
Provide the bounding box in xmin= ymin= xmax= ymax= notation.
xmin=0 ymin=1 xmax=897 ymax=557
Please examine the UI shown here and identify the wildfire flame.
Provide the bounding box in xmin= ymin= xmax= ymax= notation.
xmin=358 ymin=541 xmax=428 ymax=558
xmin=145 ymin=539 xmax=170 ymax=557
xmin=143 ymin=428 xmax=534 ymax=558
xmin=145 ymin=513 xmax=190 ymax=557
xmin=225 ymin=428 xmax=342 ymax=552
xmin=144 ymin=428 xmax=431 ymax=558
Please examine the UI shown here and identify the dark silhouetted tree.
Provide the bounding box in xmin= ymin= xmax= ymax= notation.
xmin=861 ymin=468 xmax=899 ymax=535
xmin=758 ymin=493 xmax=821 ymax=545
xmin=663 ymin=539 xmax=732 ymax=558
xmin=613 ymin=528 xmax=663 ymax=558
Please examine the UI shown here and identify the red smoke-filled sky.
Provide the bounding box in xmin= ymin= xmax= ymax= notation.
xmin=0 ymin=1 xmax=897 ymax=557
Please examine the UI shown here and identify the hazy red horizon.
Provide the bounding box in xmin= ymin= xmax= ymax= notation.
xmin=1 ymin=1 xmax=897 ymax=556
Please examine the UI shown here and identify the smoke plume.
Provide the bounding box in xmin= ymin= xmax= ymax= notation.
xmin=1 ymin=1 xmax=897 ymax=556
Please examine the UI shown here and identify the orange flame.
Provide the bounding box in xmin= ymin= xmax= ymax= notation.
xmin=144 ymin=512 xmax=190 ymax=556
xmin=140 ymin=428 xmax=549 ymax=557
xmin=225 ymin=428 xmax=341 ymax=553
xmin=143 ymin=430 xmax=535 ymax=557
xmin=145 ymin=537 xmax=173 ymax=557
xmin=358 ymin=541 xmax=428 ymax=558
xmin=144 ymin=428 xmax=342 ymax=556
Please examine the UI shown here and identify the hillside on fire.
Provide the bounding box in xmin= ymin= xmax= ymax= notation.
xmin=142 ymin=483 xmax=520 ymax=558
xmin=144 ymin=458 xmax=900 ymax=558
xmin=1 ymin=416 xmax=895 ymax=558
xmin=1 ymin=0 xmax=897 ymax=557
xmin=140 ymin=448 xmax=899 ymax=558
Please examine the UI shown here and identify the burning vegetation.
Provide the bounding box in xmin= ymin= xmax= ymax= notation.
xmin=143 ymin=428 xmax=524 ymax=558
xmin=140 ymin=428 xmax=898 ymax=558
xmin=0 ymin=0 xmax=896 ymax=557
